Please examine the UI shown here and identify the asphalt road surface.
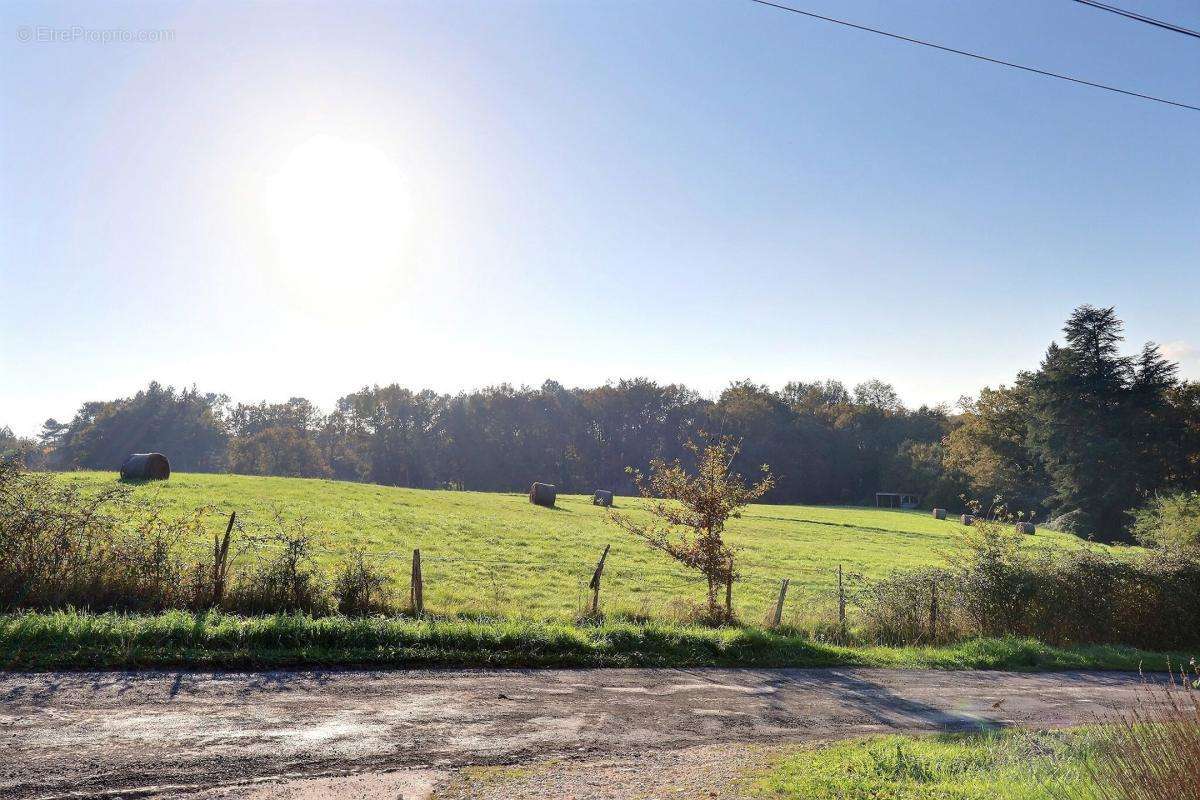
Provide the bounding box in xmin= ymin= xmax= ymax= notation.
xmin=1 ymin=668 xmax=1155 ymax=799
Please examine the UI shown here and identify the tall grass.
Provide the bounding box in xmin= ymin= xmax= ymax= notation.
xmin=1056 ymin=664 xmax=1200 ymax=800
xmin=0 ymin=611 xmax=1188 ymax=670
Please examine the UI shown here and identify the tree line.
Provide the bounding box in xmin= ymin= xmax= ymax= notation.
xmin=5 ymin=306 xmax=1199 ymax=541
xmin=15 ymin=377 xmax=951 ymax=503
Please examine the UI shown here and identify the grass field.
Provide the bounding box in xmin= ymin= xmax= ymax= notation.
xmin=57 ymin=471 xmax=1119 ymax=623
xmin=751 ymin=729 xmax=1100 ymax=799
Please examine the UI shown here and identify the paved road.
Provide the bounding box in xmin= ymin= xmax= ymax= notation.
xmin=0 ymin=668 xmax=1153 ymax=799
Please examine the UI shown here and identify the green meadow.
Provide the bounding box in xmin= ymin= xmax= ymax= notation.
xmin=55 ymin=471 xmax=1116 ymax=623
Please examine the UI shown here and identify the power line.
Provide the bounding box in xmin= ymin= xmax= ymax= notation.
xmin=747 ymin=0 xmax=1200 ymax=113
xmin=1070 ymin=0 xmax=1200 ymax=40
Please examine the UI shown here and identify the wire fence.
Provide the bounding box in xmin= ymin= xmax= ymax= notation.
xmin=230 ymin=527 xmax=867 ymax=626
xmin=172 ymin=503 xmax=896 ymax=629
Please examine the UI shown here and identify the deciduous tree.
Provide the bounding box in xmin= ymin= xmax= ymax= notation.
xmin=609 ymin=435 xmax=773 ymax=622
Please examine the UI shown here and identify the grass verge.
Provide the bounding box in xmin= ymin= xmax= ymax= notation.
xmin=0 ymin=611 xmax=1191 ymax=671
xmin=749 ymin=729 xmax=1101 ymax=799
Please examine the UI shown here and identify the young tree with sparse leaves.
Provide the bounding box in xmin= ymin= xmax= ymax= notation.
xmin=609 ymin=435 xmax=773 ymax=622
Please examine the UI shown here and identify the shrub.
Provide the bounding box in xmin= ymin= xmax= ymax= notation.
xmin=332 ymin=550 xmax=396 ymax=616
xmin=858 ymin=510 xmax=1039 ymax=645
xmin=224 ymin=511 xmax=332 ymax=615
xmin=0 ymin=462 xmax=213 ymax=611
xmin=854 ymin=567 xmax=965 ymax=645
xmin=1131 ymin=491 xmax=1200 ymax=552
xmin=858 ymin=509 xmax=1200 ymax=650
xmin=952 ymin=516 xmax=1039 ymax=637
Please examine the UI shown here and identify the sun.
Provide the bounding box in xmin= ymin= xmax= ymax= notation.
xmin=264 ymin=135 xmax=410 ymax=302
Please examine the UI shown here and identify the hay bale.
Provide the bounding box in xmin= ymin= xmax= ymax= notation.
xmin=529 ymin=482 xmax=557 ymax=507
xmin=1043 ymin=510 xmax=1081 ymax=533
xmin=932 ymin=508 xmax=947 ymax=520
xmin=1015 ymin=522 xmax=1035 ymax=535
xmin=592 ymin=490 xmax=614 ymax=507
xmin=120 ymin=452 xmax=170 ymax=481
xmin=960 ymin=514 xmax=974 ymax=526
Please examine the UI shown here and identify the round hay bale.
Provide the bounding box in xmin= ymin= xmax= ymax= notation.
xmin=960 ymin=514 xmax=974 ymax=526
xmin=592 ymin=490 xmax=614 ymax=507
xmin=529 ymin=482 xmax=557 ymax=507
xmin=1015 ymin=522 xmax=1036 ymax=535
xmin=932 ymin=508 xmax=947 ymax=520
xmin=120 ymin=452 xmax=170 ymax=481
xmin=1043 ymin=510 xmax=1081 ymax=533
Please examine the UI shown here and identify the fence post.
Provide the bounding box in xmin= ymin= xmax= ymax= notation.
xmin=410 ymin=548 xmax=424 ymax=616
xmin=929 ymin=578 xmax=938 ymax=642
xmin=837 ymin=564 xmax=847 ymax=640
xmin=771 ymin=578 xmax=790 ymax=628
xmin=212 ymin=511 xmax=235 ymax=607
xmin=589 ymin=544 xmax=610 ymax=615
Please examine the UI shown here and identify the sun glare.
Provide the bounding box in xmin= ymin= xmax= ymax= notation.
xmin=265 ymin=135 xmax=411 ymax=302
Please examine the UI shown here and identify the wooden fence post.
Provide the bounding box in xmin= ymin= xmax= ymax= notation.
xmin=588 ymin=544 xmax=610 ymax=615
xmin=771 ymin=578 xmax=790 ymax=628
xmin=410 ymin=548 xmax=424 ymax=616
xmin=212 ymin=511 xmax=235 ymax=607
xmin=929 ymin=578 xmax=938 ymax=642
xmin=837 ymin=564 xmax=847 ymax=640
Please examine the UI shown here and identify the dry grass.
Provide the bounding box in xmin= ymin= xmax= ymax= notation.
xmin=1063 ymin=663 xmax=1200 ymax=800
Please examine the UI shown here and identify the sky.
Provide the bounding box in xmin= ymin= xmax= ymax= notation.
xmin=2 ymin=0 xmax=1198 ymax=436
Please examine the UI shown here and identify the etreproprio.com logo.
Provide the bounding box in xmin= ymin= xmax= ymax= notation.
xmin=16 ymin=26 xmax=175 ymax=43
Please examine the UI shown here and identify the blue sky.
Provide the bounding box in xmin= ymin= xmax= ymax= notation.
xmin=3 ymin=0 xmax=1198 ymax=436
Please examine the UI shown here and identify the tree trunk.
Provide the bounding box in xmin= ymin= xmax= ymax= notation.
xmin=725 ymin=556 xmax=733 ymax=619
xmin=705 ymin=574 xmax=719 ymax=617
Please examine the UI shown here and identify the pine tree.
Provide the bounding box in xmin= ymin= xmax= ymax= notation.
xmin=1027 ymin=306 xmax=1179 ymax=540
